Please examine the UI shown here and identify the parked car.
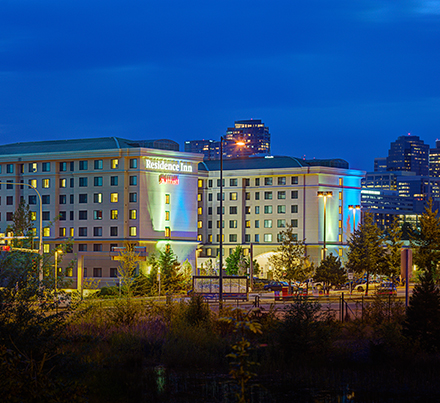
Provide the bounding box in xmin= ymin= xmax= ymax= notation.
xmin=375 ymin=282 xmax=397 ymax=296
xmin=263 ymin=281 xmax=288 ymax=292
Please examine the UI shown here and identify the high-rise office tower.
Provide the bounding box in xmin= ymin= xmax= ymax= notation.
xmin=430 ymin=140 xmax=440 ymax=178
xmin=386 ymin=134 xmax=429 ymax=176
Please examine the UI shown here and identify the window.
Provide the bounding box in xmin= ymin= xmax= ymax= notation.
xmin=208 ymin=193 xmax=213 ymax=201
xmin=6 ymin=164 xmax=14 ymax=173
xmin=197 ymin=220 xmax=203 ymax=228
xmin=30 ymin=212 xmax=37 ymax=221
xmin=217 ymin=193 xmax=225 ymax=201
xmin=291 ymin=219 xmax=298 ymax=227
xmin=93 ymin=268 xmax=102 ymax=278
xmin=110 ymin=227 xmax=118 ymax=236
xmin=93 ymin=227 xmax=102 ymax=236
xmin=264 ymin=192 xmax=272 ymax=200
xmin=245 ymin=234 xmax=251 ymax=242
xmin=93 ymin=210 xmax=102 ymax=220
xmin=245 ymin=206 xmax=251 ymax=214
xmin=94 ymin=160 xmax=103 ymax=169
xmin=70 ymin=178 xmax=74 ymax=188
xmin=265 ymin=177 xmax=273 ymax=186
xmin=208 ymin=221 xmax=212 ymax=229
xmin=229 ymin=234 xmax=237 ymax=242
xmin=78 ymin=244 xmax=87 ymax=252
xmin=79 ymin=177 xmax=88 ymax=187
xmin=6 ymin=180 xmax=12 ymax=189
xmin=264 ymin=205 xmax=273 ymax=214
xmin=255 ymin=220 xmax=260 ymax=228
xmin=278 ymin=177 xmax=286 ymax=185
xmin=42 ymin=211 xmax=50 ymax=221
xmin=111 ymin=193 xmax=118 ymax=203
xmin=43 ymin=227 xmax=50 ymax=237
xmin=229 ymin=220 xmax=237 ymax=228
xmin=255 ymin=234 xmax=260 ymax=243
xmin=60 ymin=178 xmax=66 ymax=188
xmin=59 ymin=195 xmax=66 ymax=204
xmin=111 ymin=210 xmax=118 ymax=220
xmin=264 ymin=220 xmax=272 ymax=228
xmin=59 ymin=211 xmax=66 ymax=220
xmin=230 ymin=206 xmax=237 ymax=214
xmin=70 ymin=195 xmax=74 ymax=204
xmin=79 ymin=211 xmax=88 ymax=220
xmin=6 ymin=212 xmax=13 ymax=221
xmin=255 ymin=178 xmax=260 ymax=186
xmin=129 ymin=176 xmax=137 ymax=186
xmin=291 ymin=190 xmax=298 ymax=199
xmin=217 ymin=179 xmax=225 ymax=187
xmin=197 ymin=193 xmax=202 ymax=202
xmin=255 ymin=192 xmax=260 ymax=200
xmin=164 ymin=227 xmax=170 ymax=238
xmin=197 ymin=234 xmax=202 ymax=242
xmin=245 ymin=192 xmax=250 ymax=200
xmin=244 ymin=178 xmax=250 ymax=186
xmin=230 ymin=178 xmax=238 ymax=186
xmin=230 ymin=192 xmax=237 ymax=201
xmin=165 ymin=194 xmax=170 ymax=204
xmin=42 ymin=195 xmax=50 ymax=204
xmin=111 ymin=159 xmax=118 ymax=169
xmin=254 ymin=206 xmax=259 ymax=214
xmin=208 ymin=235 xmax=212 ymax=243
xmin=29 ymin=162 xmax=37 ymax=173
xmin=59 ymin=227 xmax=66 ymax=237
xmin=165 ymin=211 xmax=170 ymax=221
xmin=29 ymin=179 xmax=37 ymax=188
xmin=291 ymin=176 xmax=298 ymax=185
xmin=110 ymin=176 xmax=118 ymax=186
xmin=277 ymin=219 xmax=286 ymax=228
xmin=78 ymin=227 xmax=87 ymax=237
xmin=79 ymin=194 xmax=87 ymax=203
xmin=94 ymin=193 xmax=102 ymax=203
xmin=70 ymin=211 xmax=74 ymax=220
xmin=94 ymin=177 xmax=103 ymax=186
xmin=291 ymin=205 xmax=298 ymax=213
xmin=130 ymin=226 xmax=137 ymax=236
xmin=208 ymin=180 xmax=213 ymax=187
xmin=277 ymin=191 xmax=286 ymax=199
xmin=42 ymin=162 xmax=50 ymax=172
xmin=245 ymin=220 xmax=251 ymax=228
xmin=129 ymin=192 xmax=137 ymax=202
xmin=129 ymin=209 xmax=137 ymax=219
xmin=278 ymin=205 xmax=286 ymax=214
xmin=217 ymin=220 xmax=224 ymax=229
xmin=217 ymin=206 xmax=225 ymax=214
xmin=29 ymin=195 xmax=37 ymax=205
xmin=110 ymin=268 xmax=118 ymax=278
xmin=6 ymin=196 xmax=13 ymax=205
xmin=59 ymin=162 xmax=67 ymax=172
xmin=264 ymin=234 xmax=273 ymax=242
xmin=130 ymin=158 xmax=137 ymax=168
xmin=69 ymin=161 xmax=74 ymax=171
xmin=70 ymin=227 xmax=74 ymax=237
xmin=79 ymin=161 xmax=88 ymax=170
xmin=197 ymin=207 xmax=202 ymax=215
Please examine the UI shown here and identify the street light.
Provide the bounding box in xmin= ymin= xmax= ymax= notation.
xmin=54 ymin=249 xmax=62 ymax=313
xmin=317 ymin=191 xmax=333 ymax=261
xmin=348 ymin=205 xmax=361 ymax=231
xmin=0 ymin=182 xmax=43 ymax=281
xmin=219 ymin=136 xmax=245 ymax=304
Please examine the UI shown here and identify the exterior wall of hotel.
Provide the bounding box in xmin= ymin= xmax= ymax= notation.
xmin=197 ymin=164 xmax=363 ymax=278
xmin=0 ymin=146 xmax=202 ymax=287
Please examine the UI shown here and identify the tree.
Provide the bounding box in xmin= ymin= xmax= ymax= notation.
xmin=403 ymin=268 xmax=440 ymax=352
xmin=410 ymin=199 xmax=440 ymax=281
xmin=384 ymin=216 xmax=403 ymax=281
xmin=158 ymin=244 xmax=181 ymax=291
xmin=117 ymin=242 xmax=139 ymax=297
xmin=314 ymin=253 xmax=347 ymax=293
xmin=225 ymin=246 xmax=246 ymax=275
xmin=346 ymin=211 xmax=387 ymax=295
xmin=7 ymin=198 xmax=34 ymax=249
xmin=269 ymin=224 xmax=310 ymax=287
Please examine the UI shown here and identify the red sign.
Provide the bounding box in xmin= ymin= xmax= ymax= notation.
xmin=159 ymin=175 xmax=179 ymax=185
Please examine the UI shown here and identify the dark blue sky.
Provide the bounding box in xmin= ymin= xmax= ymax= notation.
xmin=1 ymin=0 xmax=440 ymax=171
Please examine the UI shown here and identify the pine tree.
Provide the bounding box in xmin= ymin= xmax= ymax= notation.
xmin=158 ymin=244 xmax=181 ymax=291
xmin=346 ymin=211 xmax=387 ymax=294
xmin=404 ymin=269 xmax=440 ymax=351
xmin=314 ymin=253 xmax=347 ymax=293
xmin=117 ymin=242 xmax=139 ymax=297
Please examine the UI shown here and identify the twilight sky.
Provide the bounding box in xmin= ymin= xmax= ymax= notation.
xmin=1 ymin=0 xmax=440 ymax=171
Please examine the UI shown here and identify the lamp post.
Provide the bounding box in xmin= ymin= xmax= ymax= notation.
xmin=0 ymin=182 xmax=43 ymax=281
xmin=317 ymin=191 xmax=333 ymax=261
xmin=348 ymin=205 xmax=361 ymax=231
xmin=219 ymin=136 xmax=245 ymax=304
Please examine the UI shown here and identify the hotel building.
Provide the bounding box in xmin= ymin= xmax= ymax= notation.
xmin=0 ymin=137 xmax=203 ymax=286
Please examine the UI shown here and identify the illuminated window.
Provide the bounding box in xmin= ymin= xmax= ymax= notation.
xmin=208 ymin=235 xmax=212 ymax=243
xmin=245 ymin=220 xmax=251 ymax=228
xmin=197 ymin=207 xmax=202 ymax=215
xmin=229 ymin=220 xmax=237 ymax=228
xmin=339 ymin=206 xmax=342 ymax=214
xmin=264 ymin=220 xmax=272 ymax=228
xmin=111 ymin=210 xmax=118 ymax=219
xmin=59 ymin=227 xmax=66 ymax=237
xmin=339 ymin=220 xmax=342 ymax=228
xmin=339 ymin=248 xmax=343 ymax=257
xmin=43 ymin=227 xmax=50 ymax=237
xmin=60 ymin=179 xmax=66 ymax=188
xmin=197 ymin=234 xmax=202 ymax=242
xmin=198 ymin=221 xmax=203 ymax=228
xmin=70 ymin=227 xmax=74 ymax=237
xmin=30 ymin=212 xmax=37 ymax=221
xmin=198 ymin=179 xmax=203 ymax=188
xmin=111 ymin=159 xmax=119 ymax=169
xmin=29 ymin=179 xmax=37 ymax=188
xmin=164 ymin=227 xmax=170 ymax=238
xmin=129 ymin=209 xmax=137 ymax=219
xmin=339 ymin=192 xmax=342 ymax=200
xmin=339 ymin=177 xmax=343 ymax=186
xmin=130 ymin=226 xmax=137 ymax=236
xmin=29 ymin=163 xmax=37 ymax=173
xmin=94 ymin=193 xmax=102 ymax=203
xmin=43 ymin=244 xmax=50 ymax=253
xmin=197 ymin=193 xmax=202 ymax=202
xmin=264 ymin=233 xmax=272 ymax=242
xmin=230 ymin=192 xmax=237 ymax=201
xmin=165 ymin=194 xmax=170 ymax=204
xmin=338 ymin=234 xmax=343 ymax=242
xmin=110 ymin=193 xmax=118 ymax=203
xmin=165 ymin=211 xmax=170 ymax=221
xmin=245 ymin=192 xmax=250 ymax=200
xmin=94 ymin=210 xmax=103 ymax=220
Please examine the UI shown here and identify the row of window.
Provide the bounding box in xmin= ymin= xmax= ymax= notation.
xmin=41 ymin=226 xmax=138 ymax=237
xmin=24 ymin=192 xmax=138 ymax=206
xmin=202 ymin=232 xmax=298 ymax=246
xmin=204 ymin=190 xmax=298 ymax=202
xmin=204 ymin=176 xmax=299 ymax=188
xmin=204 ymin=218 xmax=298 ymax=229
xmin=1 ymin=158 xmax=138 ymax=174
xmin=201 ymin=205 xmax=299 ymax=215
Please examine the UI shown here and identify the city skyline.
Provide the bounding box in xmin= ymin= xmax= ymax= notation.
xmin=1 ymin=1 xmax=440 ymax=172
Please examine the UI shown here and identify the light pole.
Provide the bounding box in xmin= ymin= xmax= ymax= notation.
xmin=219 ymin=136 xmax=245 ymax=304
xmin=0 ymin=182 xmax=43 ymax=281
xmin=348 ymin=205 xmax=361 ymax=232
xmin=317 ymin=191 xmax=333 ymax=261
xmin=54 ymin=249 xmax=62 ymax=312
